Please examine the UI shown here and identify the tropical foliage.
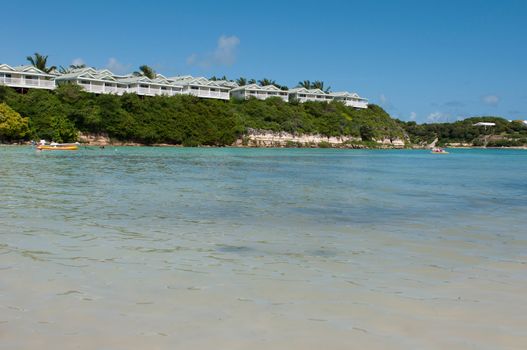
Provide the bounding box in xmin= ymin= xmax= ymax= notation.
xmin=398 ymin=117 xmax=527 ymax=146
xmin=0 ymin=102 xmax=30 ymax=141
xmin=58 ymin=63 xmax=87 ymax=74
xmin=0 ymin=85 xmax=406 ymax=145
xmin=133 ymin=65 xmax=156 ymax=79
xmin=298 ymin=80 xmax=331 ymax=92
xmin=3 ymin=82 xmax=522 ymax=147
xmin=26 ymin=52 xmax=56 ymax=73
xmin=236 ymin=77 xmax=247 ymax=86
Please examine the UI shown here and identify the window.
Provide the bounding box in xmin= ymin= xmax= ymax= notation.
xmin=140 ymin=84 xmax=149 ymax=88
xmin=81 ymin=80 xmax=90 ymax=85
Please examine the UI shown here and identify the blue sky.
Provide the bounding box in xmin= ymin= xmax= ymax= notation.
xmin=1 ymin=0 xmax=525 ymax=122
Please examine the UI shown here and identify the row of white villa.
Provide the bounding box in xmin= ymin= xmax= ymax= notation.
xmin=0 ymin=63 xmax=368 ymax=108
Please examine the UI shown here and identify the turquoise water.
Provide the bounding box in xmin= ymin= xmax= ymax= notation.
xmin=1 ymin=146 xmax=526 ymax=349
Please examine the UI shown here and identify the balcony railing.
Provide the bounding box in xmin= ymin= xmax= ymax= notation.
xmin=0 ymin=76 xmax=55 ymax=89
xmin=188 ymin=89 xmax=229 ymax=100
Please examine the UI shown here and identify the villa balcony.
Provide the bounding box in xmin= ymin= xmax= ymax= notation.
xmin=188 ymin=89 xmax=230 ymax=100
xmin=246 ymin=92 xmax=288 ymax=102
xmin=0 ymin=76 xmax=55 ymax=90
xmin=128 ymin=86 xmax=180 ymax=97
xmin=79 ymin=83 xmax=104 ymax=94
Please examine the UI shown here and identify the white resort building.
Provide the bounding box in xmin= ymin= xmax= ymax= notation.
xmin=169 ymin=76 xmax=236 ymax=100
xmin=230 ymin=83 xmax=289 ymax=102
xmin=0 ymin=64 xmax=55 ymax=90
xmin=0 ymin=62 xmax=368 ymax=108
xmin=54 ymin=68 xmax=128 ymax=95
xmin=331 ymin=91 xmax=369 ymax=109
xmin=288 ymin=87 xmax=334 ymax=103
xmin=288 ymin=87 xmax=369 ymax=109
xmin=117 ymin=75 xmax=183 ymax=97
xmin=54 ymin=68 xmax=183 ymax=97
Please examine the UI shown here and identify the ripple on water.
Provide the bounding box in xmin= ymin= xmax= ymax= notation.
xmin=1 ymin=147 xmax=527 ymax=349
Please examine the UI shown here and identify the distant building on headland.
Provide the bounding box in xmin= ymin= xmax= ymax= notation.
xmin=0 ymin=63 xmax=368 ymax=108
xmin=473 ymin=122 xmax=496 ymax=127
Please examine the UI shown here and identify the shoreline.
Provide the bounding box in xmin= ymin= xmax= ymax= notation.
xmin=2 ymin=142 xmax=526 ymax=150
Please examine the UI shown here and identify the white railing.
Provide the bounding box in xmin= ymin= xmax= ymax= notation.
xmin=138 ymin=87 xmax=150 ymax=95
xmin=104 ymin=86 xmax=118 ymax=94
xmin=185 ymin=88 xmax=230 ymax=100
xmin=0 ymin=76 xmax=55 ymax=89
xmin=245 ymin=92 xmax=288 ymax=102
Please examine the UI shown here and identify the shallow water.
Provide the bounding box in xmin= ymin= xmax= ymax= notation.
xmin=1 ymin=146 xmax=526 ymax=349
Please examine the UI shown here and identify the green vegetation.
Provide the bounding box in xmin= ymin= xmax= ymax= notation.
xmin=134 ymin=65 xmax=156 ymax=79
xmin=26 ymin=52 xmax=56 ymax=73
xmin=0 ymin=85 xmax=404 ymax=145
xmin=58 ymin=63 xmax=87 ymax=74
xmin=399 ymin=117 xmax=527 ymax=146
xmin=0 ymin=103 xmax=30 ymax=142
xmin=297 ymin=80 xmax=331 ymax=92
xmin=2 ymin=83 xmax=523 ymax=148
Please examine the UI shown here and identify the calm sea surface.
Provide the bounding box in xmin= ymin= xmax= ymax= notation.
xmin=1 ymin=146 xmax=526 ymax=349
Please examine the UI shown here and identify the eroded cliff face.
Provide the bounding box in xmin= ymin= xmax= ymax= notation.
xmin=235 ymin=129 xmax=406 ymax=148
xmin=78 ymin=130 xmax=406 ymax=148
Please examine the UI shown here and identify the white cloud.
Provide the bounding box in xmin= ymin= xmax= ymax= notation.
xmin=186 ymin=53 xmax=197 ymax=65
xmin=214 ymin=35 xmax=240 ymax=65
xmin=187 ymin=35 xmax=240 ymax=68
xmin=426 ymin=111 xmax=449 ymax=123
xmin=409 ymin=112 xmax=417 ymax=121
xmin=105 ymin=58 xmax=131 ymax=74
xmin=71 ymin=58 xmax=85 ymax=66
xmin=379 ymin=94 xmax=387 ymax=104
xmin=482 ymin=94 xmax=499 ymax=106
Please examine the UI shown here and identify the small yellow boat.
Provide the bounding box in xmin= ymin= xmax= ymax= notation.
xmin=37 ymin=142 xmax=79 ymax=151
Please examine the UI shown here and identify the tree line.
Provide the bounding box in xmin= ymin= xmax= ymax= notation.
xmin=0 ymin=84 xmax=404 ymax=145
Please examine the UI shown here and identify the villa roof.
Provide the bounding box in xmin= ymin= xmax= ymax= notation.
xmin=116 ymin=75 xmax=182 ymax=88
xmin=55 ymin=68 xmax=123 ymax=83
xmin=231 ymin=83 xmax=285 ymax=92
xmin=0 ymin=63 xmax=53 ymax=77
xmin=0 ymin=61 xmax=368 ymax=101
xmin=168 ymin=75 xmax=238 ymax=89
xmin=331 ymin=91 xmax=367 ymax=101
xmin=289 ymin=87 xmax=328 ymax=95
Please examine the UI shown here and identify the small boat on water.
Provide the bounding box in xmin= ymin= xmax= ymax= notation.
xmin=431 ymin=147 xmax=449 ymax=154
xmin=36 ymin=141 xmax=79 ymax=151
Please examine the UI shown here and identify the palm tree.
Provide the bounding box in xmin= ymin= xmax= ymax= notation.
xmin=258 ymin=78 xmax=276 ymax=86
xmin=133 ymin=65 xmax=156 ymax=79
xmin=58 ymin=63 xmax=87 ymax=74
xmin=236 ymin=77 xmax=247 ymax=86
xmin=70 ymin=63 xmax=86 ymax=70
xmin=26 ymin=52 xmax=56 ymax=73
xmin=248 ymin=78 xmax=256 ymax=84
xmin=298 ymin=80 xmax=312 ymax=89
xmin=311 ymin=80 xmax=331 ymax=93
